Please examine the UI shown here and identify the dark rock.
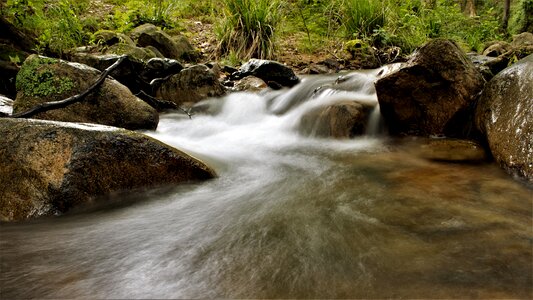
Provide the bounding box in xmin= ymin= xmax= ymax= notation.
xmin=475 ymin=55 xmax=533 ymax=182
xmin=231 ymin=59 xmax=300 ymax=88
xmin=375 ymin=39 xmax=485 ymax=137
xmin=0 ymin=118 xmax=216 ymax=221
xmin=155 ymin=64 xmax=225 ymax=106
xmin=141 ymin=57 xmax=184 ymax=85
xmin=467 ymin=53 xmax=507 ymax=81
xmin=299 ymin=100 xmax=374 ymax=138
xmin=13 ymin=55 xmax=158 ymax=130
xmin=222 ymin=65 xmax=238 ymax=74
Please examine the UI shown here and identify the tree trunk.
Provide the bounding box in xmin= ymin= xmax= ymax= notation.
xmin=464 ymin=0 xmax=476 ymax=17
xmin=502 ymin=0 xmax=511 ymax=31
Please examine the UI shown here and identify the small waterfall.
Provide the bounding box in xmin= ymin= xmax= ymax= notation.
xmin=193 ymin=66 xmax=390 ymax=140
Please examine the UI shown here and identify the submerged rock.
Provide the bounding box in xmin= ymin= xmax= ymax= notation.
xmin=375 ymin=39 xmax=485 ymax=137
xmin=475 ymin=55 xmax=533 ymax=182
xmin=299 ymin=100 xmax=374 ymax=138
xmin=0 ymin=118 xmax=216 ymax=221
xmin=155 ymin=64 xmax=225 ymax=107
xmin=403 ymin=138 xmax=488 ymax=163
xmin=13 ymin=55 xmax=158 ymax=130
xmin=231 ymin=59 xmax=300 ymax=89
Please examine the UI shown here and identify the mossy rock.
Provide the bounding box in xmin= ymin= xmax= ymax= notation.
xmin=93 ymin=30 xmax=135 ymax=47
xmin=105 ymin=43 xmax=157 ymax=61
xmin=0 ymin=118 xmax=216 ymax=221
xmin=14 ymin=55 xmax=158 ymax=130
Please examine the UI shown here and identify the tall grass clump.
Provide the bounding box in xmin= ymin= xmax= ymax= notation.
xmin=340 ymin=0 xmax=385 ymax=39
xmin=215 ymin=0 xmax=282 ymax=60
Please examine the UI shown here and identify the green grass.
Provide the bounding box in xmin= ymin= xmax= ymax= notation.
xmin=3 ymin=0 xmax=526 ymax=62
xmin=215 ymin=0 xmax=282 ymax=60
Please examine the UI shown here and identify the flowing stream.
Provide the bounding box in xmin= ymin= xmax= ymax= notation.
xmin=1 ymin=68 xmax=532 ymax=298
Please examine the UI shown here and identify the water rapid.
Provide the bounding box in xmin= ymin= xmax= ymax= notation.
xmin=1 ymin=67 xmax=531 ymax=299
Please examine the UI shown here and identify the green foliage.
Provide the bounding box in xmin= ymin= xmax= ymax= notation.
xmin=509 ymin=0 xmax=533 ymax=34
xmin=5 ymin=0 xmax=90 ymax=55
xmin=215 ymin=0 xmax=282 ymax=60
xmin=16 ymin=57 xmax=75 ymax=97
xmin=105 ymin=0 xmax=177 ymax=32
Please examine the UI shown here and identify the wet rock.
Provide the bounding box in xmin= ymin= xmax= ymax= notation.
xmin=232 ymin=76 xmax=268 ymax=92
xmin=467 ymin=53 xmax=507 ymax=81
xmin=404 ymin=138 xmax=488 ymax=162
xmin=0 ymin=95 xmax=13 ymax=115
xmin=13 ymin=55 xmax=158 ymax=130
xmin=375 ymin=39 xmax=485 ymax=137
xmin=130 ymin=24 xmax=197 ymax=61
xmin=475 ymin=55 xmax=533 ymax=182
xmin=155 ymin=64 xmax=225 ymax=106
xmin=299 ymin=100 xmax=374 ymax=138
xmin=141 ymin=57 xmax=184 ymax=84
xmin=0 ymin=118 xmax=216 ymax=221
xmin=482 ymin=41 xmax=512 ymax=57
xmin=231 ymin=59 xmax=300 ymax=89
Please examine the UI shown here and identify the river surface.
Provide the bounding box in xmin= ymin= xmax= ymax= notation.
xmin=1 ymin=69 xmax=532 ymax=298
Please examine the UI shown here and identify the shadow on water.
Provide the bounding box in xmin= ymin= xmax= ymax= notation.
xmin=1 ymin=67 xmax=532 ymax=299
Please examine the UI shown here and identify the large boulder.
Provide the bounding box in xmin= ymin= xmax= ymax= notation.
xmin=155 ymin=64 xmax=225 ymax=107
xmin=299 ymin=100 xmax=374 ymax=138
xmin=0 ymin=118 xmax=216 ymax=221
xmin=475 ymin=55 xmax=533 ymax=182
xmin=375 ymin=39 xmax=485 ymax=137
xmin=230 ymin=59 xmax=300 ymax=89
xmin=130 ymin=24 xmax=197 ymax=61
xmin=13 ymin=55 xmax=158 ymax=130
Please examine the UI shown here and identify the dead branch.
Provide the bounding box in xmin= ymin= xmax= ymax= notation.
xmin=10 ymin=56 xmax=127 ymax=119
xmin=135 ymin=90 xmax=193 ymax=119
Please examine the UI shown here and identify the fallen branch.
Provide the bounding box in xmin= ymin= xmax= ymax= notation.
xmin=135 ymin=90 xmax=193 ymax=119
xmin=10 ymin=56 xmax=127 ymax=119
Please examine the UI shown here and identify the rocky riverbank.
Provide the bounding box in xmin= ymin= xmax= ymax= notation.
xmin=0 ymin=21 xmax=532 ymax=221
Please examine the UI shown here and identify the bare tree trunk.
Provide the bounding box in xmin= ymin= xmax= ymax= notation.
xmin=465 ymin=0 xmax=476 ymax=17
xmin=502 ymin=0 xmax=511 ymax=31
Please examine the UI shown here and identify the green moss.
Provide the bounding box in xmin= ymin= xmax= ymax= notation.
xmin=16 ymin=57 xmax=76 ymax=98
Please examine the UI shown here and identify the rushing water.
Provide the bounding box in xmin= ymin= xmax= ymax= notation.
xmin=1 ymin=68 xmax=532 ymax=299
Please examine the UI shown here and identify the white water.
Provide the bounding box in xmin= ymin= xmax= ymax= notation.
xmin=1 ymin=68 xmax=531 ymax=299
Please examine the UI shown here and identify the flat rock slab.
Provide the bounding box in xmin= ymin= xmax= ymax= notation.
xmin=0 ymin=118 xmax=216 ymax=221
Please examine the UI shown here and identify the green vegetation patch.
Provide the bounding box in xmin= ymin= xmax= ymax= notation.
xmin=16 ymin=57 xmax=76 ymax=98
